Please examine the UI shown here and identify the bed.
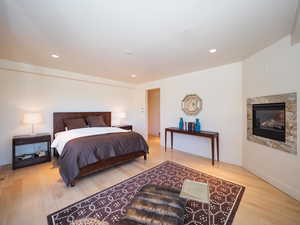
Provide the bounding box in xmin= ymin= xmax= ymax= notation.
xmin=52 ymin=112 xmax=148 ymax=186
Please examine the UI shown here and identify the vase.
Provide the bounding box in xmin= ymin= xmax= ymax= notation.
xmin=195 ymin=118 xmax=201 ymax=132
xmin=179 ymin=118 xmax=184 ymax=130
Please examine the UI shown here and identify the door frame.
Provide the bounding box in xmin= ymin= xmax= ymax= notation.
xmin=145 ymin=87 xmax=162 ymax=142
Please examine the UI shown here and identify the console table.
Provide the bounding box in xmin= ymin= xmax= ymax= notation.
xmin=165 ymin=127 xmax=219 ymax=166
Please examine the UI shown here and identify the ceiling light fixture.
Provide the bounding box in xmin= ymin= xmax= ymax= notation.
xmin=51 ymin=54 xmax=60 ymax=58
xmin=124 ymin=50 xmax=133 ymax=55
xmin=209 ymin=49 xmax=217 ymax=53
xmin=131 ymin=74 xmax=136 ymax=78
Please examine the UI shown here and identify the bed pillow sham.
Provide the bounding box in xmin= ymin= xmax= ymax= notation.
xmin=86 ymin=115 xmax=107 ymax=127
xmin=64 ymin=118 xmax=87 ymax=130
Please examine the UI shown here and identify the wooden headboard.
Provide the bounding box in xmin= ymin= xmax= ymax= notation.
xmin=53 ymin=112 xmax=111 ymax=137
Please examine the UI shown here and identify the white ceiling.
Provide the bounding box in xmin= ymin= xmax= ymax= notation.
xmin=0 ymin=0 xmax=298 ymax=84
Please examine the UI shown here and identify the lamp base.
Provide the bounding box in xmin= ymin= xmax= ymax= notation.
xmin=30 ymin=124 xmax=36 ymax=136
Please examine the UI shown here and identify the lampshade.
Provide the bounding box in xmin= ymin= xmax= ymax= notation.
xmin=119 ymin=112 xmax=126 ymax=119
xmin=23 ymin=112 xmax=42 ymax=124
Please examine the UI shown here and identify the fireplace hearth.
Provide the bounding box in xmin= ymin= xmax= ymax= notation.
xmin=252 ymin=103 xmax=285 ymax=142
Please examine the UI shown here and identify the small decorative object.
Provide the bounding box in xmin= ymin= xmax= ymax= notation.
xmin=36 ymin=151 xmax=47 ymax=157
xmin=17 ymin=154 xmax=34 ymax=161
xmin=181 ymin=94 xmax=203 ymax=116
xmin=179 ymin=118 xmax=184 ymax=130
xmin=195 ymin=118 xmax=201 ymax=132
xmin=188 ymin=122 xmax=195 ymax=131
xmin=23 ymin=112 xmax=43 ymax=135
xmin=180 ymin=179 xmax=210 ymax=204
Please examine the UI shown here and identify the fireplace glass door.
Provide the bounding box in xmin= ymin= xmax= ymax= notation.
xmin=252 ymin=103 xmax=285 ymax=142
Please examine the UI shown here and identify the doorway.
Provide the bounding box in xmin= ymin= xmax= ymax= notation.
xmin=147 ymin=88 xmax=160 ymax=142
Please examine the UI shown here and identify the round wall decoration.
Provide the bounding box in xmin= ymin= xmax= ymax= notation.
xmin=181 ymin=94 xmax=202 ymax=115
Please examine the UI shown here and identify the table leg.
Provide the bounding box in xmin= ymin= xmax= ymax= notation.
xmin=216 ymin=135 xmax=219 ymax=161
xmin=208 ymin=201 xmax=211 ymax=225
xmin=165 ymin=130 xmax=167 ymax=152
xmin=211 ymin=137 xmax=215 ymax=166
xmin=171 ymin=131 xmax=173 ymax=149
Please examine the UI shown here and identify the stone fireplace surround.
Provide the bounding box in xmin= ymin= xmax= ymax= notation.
xmin=247 ymin=93 xmax=297 ymax=155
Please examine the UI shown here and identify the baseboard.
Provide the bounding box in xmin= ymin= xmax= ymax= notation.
xmin=0 ymin=163 xmax=11 ymax=170
xmin=244 ymin=165 xmax=300 ymax=202
xmin=160 ymin=143 xmax=242 ymax=166
xmin=0 ymin=164 xmax=10 ymax=181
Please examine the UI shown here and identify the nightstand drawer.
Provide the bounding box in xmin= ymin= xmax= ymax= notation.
xmin=13 ymin=135 xmax=51 ymax=145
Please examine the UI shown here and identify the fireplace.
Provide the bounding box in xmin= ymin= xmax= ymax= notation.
xmin=247 ymin=93 xmax=296 ymax=154
xmin=252 ymin=103 xmax=285 ymax=142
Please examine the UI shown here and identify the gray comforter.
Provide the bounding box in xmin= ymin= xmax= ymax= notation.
xmin=58 ymin=132 xmax=148 ymax=185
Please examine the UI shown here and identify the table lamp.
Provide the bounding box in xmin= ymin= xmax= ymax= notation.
xmin=23 ymin=112 xmax=42 ymax=135
xmin=119 ymin=112 xmax=126 ymax=125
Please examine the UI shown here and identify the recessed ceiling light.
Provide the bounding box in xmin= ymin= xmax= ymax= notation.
xmin=124 ymin=50 xmax=133 ymax=55
xmin=131 ymin=74 xmax=136 ymax=78
xmin=209 ymin=49 xmax=217 ymax=53
xmin=51 ymin=54 xmax=59 ymax=58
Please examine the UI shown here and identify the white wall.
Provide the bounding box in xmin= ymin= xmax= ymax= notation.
xmin=0 ymin=64 xmax=134 ymax=166
xmin=148 ymin=89 xmax=160 ymax=136
xmin=134 ymin=62 xmax=243 ymax=165
xmin=242 ymin=36 xmax=300 ymax=201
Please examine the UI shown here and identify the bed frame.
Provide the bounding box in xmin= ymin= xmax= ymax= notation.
xmin=53 ymin=112 xmax=147 ymax=186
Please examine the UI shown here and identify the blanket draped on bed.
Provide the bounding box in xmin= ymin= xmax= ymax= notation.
xmin=58 ymin=132 xmax=148 ymax=185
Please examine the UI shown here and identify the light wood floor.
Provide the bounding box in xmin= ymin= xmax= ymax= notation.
xmin=0 ymin=136 xmax=299 ymax=225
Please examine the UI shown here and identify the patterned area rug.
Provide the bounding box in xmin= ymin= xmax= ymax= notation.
xmin=48 ymin=161 xmax=245 ymax=225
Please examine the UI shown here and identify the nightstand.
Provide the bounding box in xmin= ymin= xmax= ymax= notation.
xmin=113 ymin=125 xmax=133 ymax=131
xmin=12 ymin=133 xmax=51 ymax=169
